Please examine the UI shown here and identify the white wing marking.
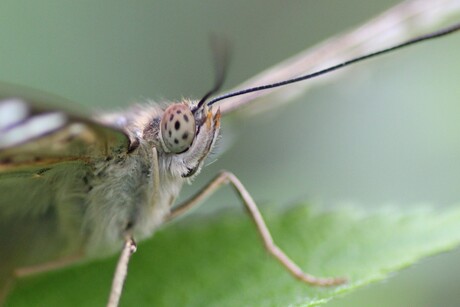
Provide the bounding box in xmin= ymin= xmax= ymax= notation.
xmin=0 ymin=99 xmax=29 ymax=130
xmin=0 ymin=109 xmax=67 ymax=149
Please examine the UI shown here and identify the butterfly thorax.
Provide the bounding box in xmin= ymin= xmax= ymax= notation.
xmin=84 ymin=101 xmax=221 ymax=256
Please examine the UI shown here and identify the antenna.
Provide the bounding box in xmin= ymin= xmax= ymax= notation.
xmin=193 ymin=36 xmax=231 ymax=113
xmin=207 ymin=22 xmax=460 ymax=106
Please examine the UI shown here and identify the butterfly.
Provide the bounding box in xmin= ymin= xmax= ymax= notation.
xmin=1 ymin=1 xmax=460 ymax=306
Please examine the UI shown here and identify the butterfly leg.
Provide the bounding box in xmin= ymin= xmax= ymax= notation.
xmin=106 ymin=147 xmax=161 ymax=307
xmin=13 ymin=253 xmax=84 ymax=278
xmin=0 ymin=253 xmax=84 ymax=304
xmin=106 ymin=147 xmax=160 ymax=307
xmin=150 ymin=147 xmax=160 ymax=203
xmin=107 ymin=236 xmax=137 ymax=307
xmin=0 ymin=278 xmax=15 ymax=306
xmin=167 ymin=170 xmax=346 ymax=287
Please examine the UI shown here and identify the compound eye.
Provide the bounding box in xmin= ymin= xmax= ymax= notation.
xmin=160 ymin=104 xmax=196 ymax=153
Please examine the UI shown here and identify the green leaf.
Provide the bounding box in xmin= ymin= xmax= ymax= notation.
xmin=6 ymin=204 xmax=460 ymax=306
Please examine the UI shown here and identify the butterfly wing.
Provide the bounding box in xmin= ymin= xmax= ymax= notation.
xmin=219 ymin=0 xmax=460 ymax=116
xmin=0 ymin=84 xmax=130 ymax=291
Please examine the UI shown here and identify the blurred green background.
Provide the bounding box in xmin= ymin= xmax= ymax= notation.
xmin=1 ymin=1 xmax=460 ymax=306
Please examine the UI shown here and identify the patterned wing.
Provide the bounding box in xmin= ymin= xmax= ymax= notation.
xmin=219 ymin=0 xmax=460 ymax=116
xmin=0 ymin=82 xmax=129 ymax=163
xmin=0 ymin=82 xmax=130 ymax=292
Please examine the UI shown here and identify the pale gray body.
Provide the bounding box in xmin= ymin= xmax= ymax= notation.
xmin=0 ymin=96 xmax=220 ymax=288
xmin=85 ymin=103 xmax=206 ymax=256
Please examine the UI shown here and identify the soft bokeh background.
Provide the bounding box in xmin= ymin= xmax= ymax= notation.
xmin=1 ymin=1 xmax=460 ymax=306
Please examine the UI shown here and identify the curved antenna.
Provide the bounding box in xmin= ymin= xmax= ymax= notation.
xmin=192 ymin=36 xmax=231 ymax=113
xmin=207 ymin=22 xmax=460 ymax=107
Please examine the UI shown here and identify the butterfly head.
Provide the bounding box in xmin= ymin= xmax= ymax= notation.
xmin=154 ymin=100 xmax=220 ymax=178
xmin=152 ymin=40 xmax=226 ymax=172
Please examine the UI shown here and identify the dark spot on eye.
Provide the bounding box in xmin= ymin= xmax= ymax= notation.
xmin=183 ymin=114 xmax=189 ymax=122
xmin=174 ymin=138 xmax=179 ymax=144
xmin=168 ymin=130 xmax=171 ymax=137
xmin=182 ymin=132 xmax=188 ymax=140
xmin=175 ymin=121 xmax=180 ymax=130
xmin=169 ymin=114 xmax=174 ymax=121
xmin=176 ymin=110 xmax=182 ymax=114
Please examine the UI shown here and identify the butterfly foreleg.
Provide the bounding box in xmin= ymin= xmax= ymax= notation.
xmin=167 ymin=170 xmax=346 ymax=287
xmin=106 ymin=147 xmax=161 ymax=307
xmin=107 ymin=236 xmax=137 ymax=307
xmin=150 ymin=147 xmax=160 ymax=204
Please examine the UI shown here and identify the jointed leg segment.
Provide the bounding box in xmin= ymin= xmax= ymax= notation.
xmin=167 ymin=171 xmax=346 ymax=287
xmin=107 ymin=236 xmax=137 ymax=307
xmin=106 ymin=147 xmax=162 ymax=307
